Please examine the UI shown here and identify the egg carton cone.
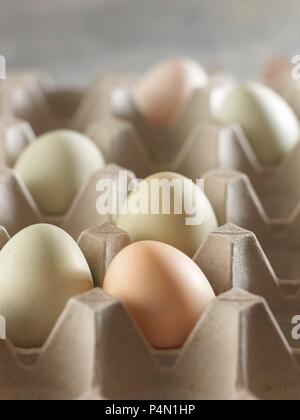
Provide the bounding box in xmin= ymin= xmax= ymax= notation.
xmin=0 ymin=71 xmax=134 ymax=166
xmin=202 ymin=167 xmax=300 ymax=280
xmin=88 ymin=113 xmax=300 ymax=221
xmin=0 ymin=163 xmax=134 ymax=240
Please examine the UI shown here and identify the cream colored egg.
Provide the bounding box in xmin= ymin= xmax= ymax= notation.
xmin=116 ymin=172 xmax=218 ymax=257
xmin=15 ymin=130 xmax=105 ymax=215
xmin=214 ymin=82 xmax=300 ymax=165
xmin=0 ymin=224 xmax=93 ymax=348
xmin=103 ymin=241 xmax=215 ymax=349
xmin=133 ymin=58 xmax=208 ymax=127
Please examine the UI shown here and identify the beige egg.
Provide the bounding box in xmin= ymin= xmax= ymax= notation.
xmin=103 ymin=241 xmax=215 ymax=349
xmin=214 ymin=82 xmax=300 ymax=165
xmin=116 ymin=172 xmax=218 ymax=258
xmin=133 ymin=58 xmax=208 ymax=127
xmin=15 ymin=130 xmax=105 ymax=215
xmin=0 ymin=224 xmax=93 ymax=348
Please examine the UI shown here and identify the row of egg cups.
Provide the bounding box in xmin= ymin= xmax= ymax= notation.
xmin=0 ymin=221 xmax=300 ymax=401
xmin=89 ymin=115 xmax=300 ymax=221
xmin=0 ymin=58 xmax=228 ymax=142
xmin=0 ymin=71 xmax=135 ymax=139
xmin=1 ymin=139 xmax=300 ymax=285
xmin=103 ymin=58 xmax=300 ymax=226
xmin=2 ymin=142 xmax=300 ymax=283
xmin=2 ymin=68 xmax=300 ymax=224
xmin=0 ymin=159 xmax=300 ymax=348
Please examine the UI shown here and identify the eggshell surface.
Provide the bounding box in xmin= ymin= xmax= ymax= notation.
xmin=15 ymin=130 xmax=105 ymax=215
xmin=0 ymin=224 xmax=93 ymax=348
xmin=133 ymin=58 xmax=208 ymax=127
xmin=103 ymin=241 xmax=215 ymax=349
xmin=214 ymin=82 xmax=300 ymax=165
xmin=116 ymin=172 xmax=218 ymax=257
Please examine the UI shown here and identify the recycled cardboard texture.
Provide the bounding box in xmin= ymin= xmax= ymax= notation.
xmin=1 ymin=286 xmax=300 ymax=400
xmin=78 ymin=224 xmax=131 ymax=287
xmin=203 ymin=168 xmax=300 ymax=280
xmin=194 ymin=224 xmax=300 ymax=350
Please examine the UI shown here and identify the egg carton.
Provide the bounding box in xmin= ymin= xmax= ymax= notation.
xmin=0 ymin=153 xmax=298 ymax=281
xmin=1 ymin=222 xmax=300 ymax=400
xmin=78 ymin=220 xmax=300 ymax=353
xmin=0 ymin=71 xmax=134 ymax=166
xmin=2 ymin=70 xmax=299 ymax=225
xmin=203 ymin=167 xmax=300 ymax=280
xmin=1 ymin=70 xmax=300 ymax=400
xmin=0 ymin=69 xmax=225 ymax=167
xmin=88 ymin=98 xmax=300 ymax=221
xmin=0 ymin=163 xmax=134 ymax=240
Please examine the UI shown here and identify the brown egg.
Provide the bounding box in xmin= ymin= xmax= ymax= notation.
xmin=103 ymin=241 xmax=215 ymax=349
xmin=133 ymin=58 xmax=208 ymax=127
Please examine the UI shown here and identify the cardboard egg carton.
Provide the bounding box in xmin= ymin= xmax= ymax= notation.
xmin=0 ymin=71 xmax=134 ymax=166
xmin=203 ymin=167 xmax=300 ymax=280
xmin=88 ymin=89 xmax=300 ymax=221
xmin=1 ymin=70 xmax=300 ymax=400
xmin=2 ymin=70 xmax=299 ymax=225
xmin=1 ymin=223 xmax=300 ymax=400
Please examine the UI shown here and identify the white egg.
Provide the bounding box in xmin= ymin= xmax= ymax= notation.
xmin=0 ymin=224 xmax=93 ymax=348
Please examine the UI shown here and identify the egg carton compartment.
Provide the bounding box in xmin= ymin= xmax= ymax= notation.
xmin=88 ymin=115 xmax=300 ymax=221
xmin=79 ymin=221 xmax=300 ymax=357
xmin=0 ymin=72 xmax=134 ymax=166
xmin=203 ymin=167 xmax=300 ymax=280
xmin=195 ymin=223 xmax=300 ymax=351
xmin=81 ymin=221 xmax=300 ymax=353
xmin=0 ymin=163 xmax=134 ymax=240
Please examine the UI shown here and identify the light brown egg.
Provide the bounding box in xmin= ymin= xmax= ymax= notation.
xmin=103 ymin=241 xmax=215 ymax=350
xmin=133 ymin=58 xmax=208 ymax=127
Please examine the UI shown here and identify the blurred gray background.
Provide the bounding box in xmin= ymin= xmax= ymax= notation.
xmin=0 ymin=0 xmax=299 ymax=85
